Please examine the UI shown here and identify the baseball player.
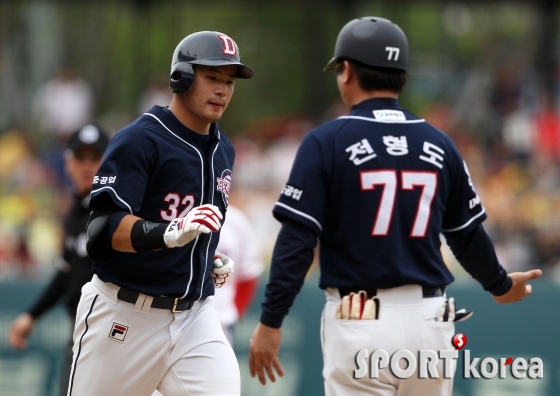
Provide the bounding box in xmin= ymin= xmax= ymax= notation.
xmin=67 ymin=31 xmax=252 ymax=396
xmin=8 ymin=124 xmax=110 ymax=396
xmin=249 ymin=17 xmax=542 ymax=396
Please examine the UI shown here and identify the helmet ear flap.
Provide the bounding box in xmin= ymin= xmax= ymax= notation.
xmin=169 ymin=62 xmax=194 ymax=93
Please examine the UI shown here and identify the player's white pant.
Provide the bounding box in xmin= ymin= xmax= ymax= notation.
xmin=321 ymin=285 xmax=455 ymax=396
xmin=67 ymin=275 xmax=240 ymax=396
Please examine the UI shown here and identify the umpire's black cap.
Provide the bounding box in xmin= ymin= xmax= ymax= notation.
xmin=324 ymin=17 xmax=409 ymax=71
xmin=67 ymin=124 xmax=110 ymax=155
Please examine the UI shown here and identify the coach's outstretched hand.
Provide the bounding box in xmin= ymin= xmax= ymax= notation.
xmin=493 ymin=269 xmax=542 ymax=304
xmin=249 ymin=323 xmax=284 ymax=385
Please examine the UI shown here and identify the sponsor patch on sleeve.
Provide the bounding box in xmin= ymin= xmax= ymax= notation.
xmin=281 ymin=184 xmax=303 ymax=201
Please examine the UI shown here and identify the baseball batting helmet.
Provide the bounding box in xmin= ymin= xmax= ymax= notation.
xmin=169 ymin=31 xmax=253 ymax=93
xmin=324 ymin=17 xmax=408 ymax=72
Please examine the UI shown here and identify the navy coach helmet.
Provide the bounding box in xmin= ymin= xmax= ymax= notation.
xmin=324 ymin=17 xmax=408 ymax=71
xmin=169 ymin=31 xmax=254 ymax=93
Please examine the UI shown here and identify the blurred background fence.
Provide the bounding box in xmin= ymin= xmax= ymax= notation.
xmin=1 ymin=0 xmax=560 ymax=394
xmin=0 ymin=276 xmax=558 ymax=395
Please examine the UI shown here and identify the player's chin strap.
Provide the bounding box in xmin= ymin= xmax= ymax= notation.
xmin=436 ymin=297 xmax=473 ymax=322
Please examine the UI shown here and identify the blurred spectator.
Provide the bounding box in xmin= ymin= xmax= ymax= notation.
xmin=33 ymin=66 xmax=94 ymax=141
xmin=230 ymin=137 xmax=265 ymax=190
xmin=0 ymin=127 xmax=60 ymax=276
xmin=230 ymin=117 xmax=313 ymax=261
xmin=493 ymin=229 xmax=535 ymax=273
xmin=240 ymin=115 xmax=312 ymax=191
xmin=501 ymin=108 xmax=534 ymax=163
xmin=264 ymin=132 xmax=304 ymax=191
xmin=138 ymin=76 xmax=173 ymax=115
xmin=533 ymin=91 xmax=560 ymax=161
xmin=213 ymin=204 xmax=264 ymax=341
xmin=8 ymin=124 xmax=110 ymax=396
xmin=488 ymin=65 xmax=520 ymax=141
xmin=490 ymin=64 xmax=520 ymax=119
xmin=33 ymin=66 xmax=95 ymax=188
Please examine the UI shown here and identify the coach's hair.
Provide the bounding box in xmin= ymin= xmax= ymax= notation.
xmin=336 ymin=59 xmax=407 ymax=93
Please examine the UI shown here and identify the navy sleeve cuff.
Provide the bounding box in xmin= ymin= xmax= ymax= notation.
xmin=445 ymin=224 xmax=512 ymax=297
xmin=260 ymin=311 xmax=285 ymax=329
xmin=485 ymin=273 xmax=513 ymax=296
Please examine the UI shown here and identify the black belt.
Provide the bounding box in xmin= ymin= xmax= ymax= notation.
xmin=338 ymin=286 xmax=444 ymax=299
xmin=117 ymin=288 xmax=197 ymax=313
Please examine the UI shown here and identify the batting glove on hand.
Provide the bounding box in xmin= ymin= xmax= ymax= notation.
xmin=436 ymin=297 xmax=473 ymax=322
xmin=211 ymin=251 xmax=234 ymax=288
xmin=335 ymin=291 xmax=380 ymax=320
xmin=164 ymin=204 xmax=223 ymax=248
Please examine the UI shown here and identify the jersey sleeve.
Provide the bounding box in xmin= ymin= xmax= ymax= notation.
xmin=441 ymin=141 xmax=486 ymax=235
xmin=90 ymin=126 xmax=154 ymax=214
xmin=272 ymin=133 xmax=327 ymax=236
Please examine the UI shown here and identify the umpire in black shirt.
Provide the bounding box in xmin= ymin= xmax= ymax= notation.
xmin=9 ymin=124 xmax=110 ymax=395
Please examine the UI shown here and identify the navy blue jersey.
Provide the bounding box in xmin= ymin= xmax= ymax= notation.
xmin=273 ymin=98 xmax=485 ymax=290
xmin=89 ymin=106 xmax=234 ymax=299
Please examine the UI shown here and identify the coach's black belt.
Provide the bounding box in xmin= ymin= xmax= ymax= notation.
xmin=117 ymin=288 xmax=197 ymax=313
xmin=338 ymin=286 xmax=444 ymax=299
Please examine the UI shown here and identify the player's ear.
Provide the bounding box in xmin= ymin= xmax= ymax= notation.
xmin=337 ymin=60 xmax=352 ymax=84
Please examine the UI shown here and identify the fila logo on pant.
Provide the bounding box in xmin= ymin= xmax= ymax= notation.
xmin=108 ymin=322 xmax=129 ymax=342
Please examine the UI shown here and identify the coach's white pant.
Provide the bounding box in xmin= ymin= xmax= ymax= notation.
xmin=322 ymin=285 xmax=455 ymax=396
xmin=67 ymin=275 xmax=240 ymax=396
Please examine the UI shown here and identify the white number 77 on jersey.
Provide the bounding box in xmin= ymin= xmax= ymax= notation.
xmin=361 ymin=170 xmax=436 ymax=237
